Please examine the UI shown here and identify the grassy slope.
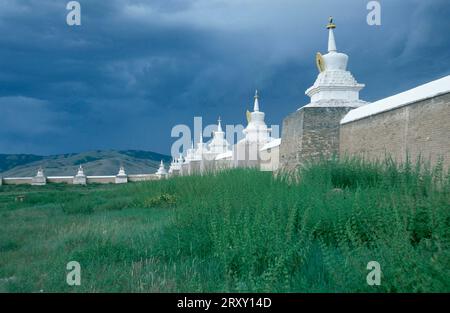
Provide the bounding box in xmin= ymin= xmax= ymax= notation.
xmin=0 ymin=158 xmax=449 ymax=292
xmin=0 ymin=154 xmax=44 ymax=173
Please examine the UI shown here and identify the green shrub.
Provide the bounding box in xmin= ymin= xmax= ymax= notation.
xmin=0 ymin=240 xmax=20 ymax=252
xmin=143 ymin=193 xmax=177 ymax=208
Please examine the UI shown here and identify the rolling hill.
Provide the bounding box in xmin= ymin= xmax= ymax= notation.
xmin=0 ymin=150 xmax=171 ymax=177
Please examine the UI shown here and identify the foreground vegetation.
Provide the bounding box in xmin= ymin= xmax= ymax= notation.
xmin=0 ymin=157 xmax=449 ymax=292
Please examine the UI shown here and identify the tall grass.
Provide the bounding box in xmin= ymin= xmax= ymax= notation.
xmin=126 ymin=156 xmax=450 ymax=292
xmin=0 ymin=157 xmax=449 ymax=292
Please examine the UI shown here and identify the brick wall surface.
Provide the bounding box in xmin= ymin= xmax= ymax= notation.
xmin=280 ymin=106 xmax=354 ymax=171
xmin=340 ymin=93 xmax=450 ymax=168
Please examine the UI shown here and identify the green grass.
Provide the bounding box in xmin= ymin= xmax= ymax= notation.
xmin=0 ymin=157 xmax=449 ymax=292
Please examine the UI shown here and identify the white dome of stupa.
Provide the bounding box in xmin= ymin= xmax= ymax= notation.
xmin=156 ymin=160 xmax=167 ymax=175
xmin=76 ymin=165 xmax=85 ymax=177
xmin=117 ymin=165 xmax=126 ymax=176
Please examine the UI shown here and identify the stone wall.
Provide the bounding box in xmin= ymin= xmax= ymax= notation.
xmin=340 ymin=92 xmax=450 ymax=168
xmin=86 ymin=176 xmax=116 ymax=184
xmin=128 ymin=174 xmax=159 ymax=182
xmin=215 ymin=159 xmax=233 ymax=171
xmin=47 ymin=176 xmax=73 ymax=184
xmin=0 ymin=173 xmax=160 ymax=186
xmin=260 ymin=145 xmax=280 ymax=172
xmin=202 ymin=159 xmax=216 ymax=174
xmin=280 ymin=106 xmax=354 ymax=171
xmin=188 ymin=160 xmax=202 ymax=175
xmin=233 ymin=141 xmax=263 ymax=169
xmin=2 ymin=177 xmax=33 ymax=185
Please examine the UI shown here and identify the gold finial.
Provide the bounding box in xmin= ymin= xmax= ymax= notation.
xmin=327 ymin=16 xmax=336 ymax=29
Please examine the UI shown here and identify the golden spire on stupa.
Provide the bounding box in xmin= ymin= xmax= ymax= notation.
xmin=326 ymin=16 xmax=336 ymax=29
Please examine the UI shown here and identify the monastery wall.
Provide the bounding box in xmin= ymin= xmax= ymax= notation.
xmin=215 ymin=159 xmax=233 ymax=171
xmin=0 ymin=173 xmax=161 ymax=186
xmin=2 ymin=177 xmax=33 ymax=185
xmin=127 ymin=174 xmax=159 ymax=182
xmin=203 ymin=159 xmax=216 ymax=174
xmin=340 ymin=92 xmax=450 ymax=168
xmin=188 ymin=160 xmax=202 ymax=175
xmin=233 ymin=142 xmax=263 ymax=169
xmin=280 ymin=106 xmax=354 ymax=171
xmin=47 ymin=176 xmax=73 ymax=184
xmin=260 ymin=145 xmax=280 ymax=172
xmin=86 ymin=176 xmax=116 ymax=184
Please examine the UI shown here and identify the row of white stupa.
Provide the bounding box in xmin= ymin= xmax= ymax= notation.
xmin=26 ymin=96 xmax=277 ymax=183
xmin=22 ymin=162 xmax=134 ymax=185
xmin=158 ymin=89 xmax=280 ymax=177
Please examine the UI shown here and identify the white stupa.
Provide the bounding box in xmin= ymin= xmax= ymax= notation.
xmin=155 ymin=160 xmax=167 ymax=179
xmin=73 ymin=165 xmax=87 ymax=185
xmin=117 ymin=165 xmax=126 ymax=176
xmin=32 ymin=167 xmax=46 ymax=185
xmin=168 ymin=158 xmax=176 ymax=174
xmin=304 ymin=17 xmax=366 ymax=107
xmin=233 ymin=90 xmax=275 ymax=167
xmin=242 ymin=90 xmax=272 ymax=144
xmin=177 ymin=153 xmax=184 ymax=164
xmin=279 ymin=18 xmax=369 ymax=171
xmin=76 ymin=165 xmax=85 ymax=176
xmin=115 ymin=165 xmax=128 ymax=184
xmin=208 ymin=117 xmax=230 ymax=155
xmin=169 ymin=154 xmax=183 ymax=173
xmin=194 ymin=132 xmax=207 ymax=160
xmin=36 ymin=167 xmax=44 ymax=177
xmin=185 ymin=141 xmax=196 ymax=162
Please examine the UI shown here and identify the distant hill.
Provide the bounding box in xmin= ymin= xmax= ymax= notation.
xmin=0 ymin=150 xmax=171 ymax=177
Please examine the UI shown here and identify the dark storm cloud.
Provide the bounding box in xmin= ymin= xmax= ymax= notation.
xmin=0 ymin=0 xmax=449 ymax=155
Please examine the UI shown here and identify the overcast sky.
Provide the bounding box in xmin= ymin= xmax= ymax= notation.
xmin=0 ymin=0 xmax=449 ymax=155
